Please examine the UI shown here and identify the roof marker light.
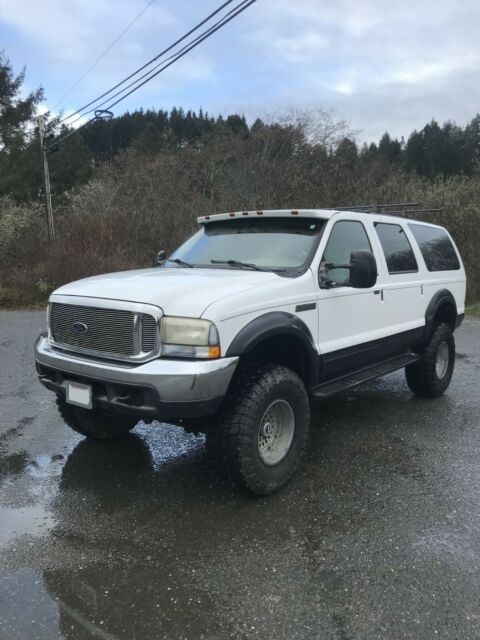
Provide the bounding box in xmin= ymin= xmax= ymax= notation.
xmin=242 ymin=211 xmax=249 ymax=216
xmin=291 ymin=210 xmax=299 ymax=215
xmin=256 ymin=211 xmax=263 ymax=215
xmin=229 ymin=213 xmax=235 ymax=217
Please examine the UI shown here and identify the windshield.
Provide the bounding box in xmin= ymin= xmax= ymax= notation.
xmin=167 ymin=218 xmax=326 ymax=272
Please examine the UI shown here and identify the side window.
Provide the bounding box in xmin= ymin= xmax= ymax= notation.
xmin=374 ymin=223 xmax=418 ymax=274
xmin=321 ymin=221 xmax=372 ymax=286
xmin=408 ymin=223 xmax=460 ymax=271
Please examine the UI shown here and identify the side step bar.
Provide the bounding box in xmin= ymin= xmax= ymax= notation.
xmin=311 ymin=352 xmax=420 ymax=398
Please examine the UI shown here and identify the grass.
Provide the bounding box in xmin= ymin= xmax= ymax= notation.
xmin=466 ymin=303 xmax=480 ymax=318
xmin=0 ymin=287 xmax=49 ymax=310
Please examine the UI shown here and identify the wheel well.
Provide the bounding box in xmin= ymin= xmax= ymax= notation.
xmin=239 ymin=334 xmax=314 ymax=387
xmin=433 ymin=301 xmax=456 ymax=331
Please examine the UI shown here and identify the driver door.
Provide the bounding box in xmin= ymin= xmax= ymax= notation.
xmin=316 ymin=219 xmax=385 ymax=380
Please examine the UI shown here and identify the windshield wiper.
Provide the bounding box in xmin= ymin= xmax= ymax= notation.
xmin=210 ymin=259 xmax=267 ymax=272
xmin=167 ymin=258 xmax=194 ymax=268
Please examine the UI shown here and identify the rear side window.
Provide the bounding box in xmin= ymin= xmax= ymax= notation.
xmin=408 ymin=224 xmax=460 ymax=271
xmin=374 ymin=223 xmax=418 ymax=274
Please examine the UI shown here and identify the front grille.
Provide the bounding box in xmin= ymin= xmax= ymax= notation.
xmin=141 ymin=314 xmax=157 ymax=352
xmin=50 ymin=302 xmax=158 ymax=360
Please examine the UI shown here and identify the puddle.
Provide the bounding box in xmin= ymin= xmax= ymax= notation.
xmin=0 ymin=570 xmax=60 ymax=640
xmin=26 ymin=454 xmax=65 ymax=479
xmin=0 ymin=504 xmax=54 ymax=546
xmin=0 ymin=451 xmax=29 ymax=479
xmin=0 ymin=452 xmax=65 ymax=547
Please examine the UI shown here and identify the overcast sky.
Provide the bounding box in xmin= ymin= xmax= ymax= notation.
xmin=1 ymin=0 xmax=479 ymax=142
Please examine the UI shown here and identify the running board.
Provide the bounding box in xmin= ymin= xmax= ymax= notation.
xmin=312 ymin=352 xmax=420 ymax=398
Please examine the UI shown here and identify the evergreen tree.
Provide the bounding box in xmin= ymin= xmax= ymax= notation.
xmin=0 ymin=52 xmax=43 ymax=151
xmin=225 ymin=114 xmax=249 ymax=137
xmin=49 ymin=134 xmax=92 ymax=194
xmin=464 ymin=114 xmax=480 ymax=174
xmin=0 ymin=52 xmax=43 ymax=198
xmin=378 ymin=132 xmax=402 ymax=162
xmin=335 ymin=137 xmax=358 ymax=167
xmin=403 ymin=130 xmax=425 ymax=175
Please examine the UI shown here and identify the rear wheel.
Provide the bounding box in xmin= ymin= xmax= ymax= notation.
xmin=207 ymin=364 xmax=310 ymax=495
xmin=56 ymin=396 xmax=138 ymax=439
xmin=405 ymin=322 xmax=455 ymax=397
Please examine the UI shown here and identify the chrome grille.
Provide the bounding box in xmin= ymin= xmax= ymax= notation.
xmin=50 ymin=302 xmax=158 ymax=360
xmin=141 ymin=314 xmax=157 ymax=352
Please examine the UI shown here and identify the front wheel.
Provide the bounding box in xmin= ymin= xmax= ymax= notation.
xmin=405 ymin=322 xmax=455 ymax=397
xmin=56 ymin=396 xmax=138 ymax=439
xmin=207 ymin=364 xmax=310 ymax=495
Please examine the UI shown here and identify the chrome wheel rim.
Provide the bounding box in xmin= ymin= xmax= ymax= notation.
xmin=257 ymin=400 xmax=295 ymax=466
xmin=436 ymin=341 xmax=449 ymax=379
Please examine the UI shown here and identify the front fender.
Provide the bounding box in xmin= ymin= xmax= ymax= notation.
xmin=226 ymin=311 xmax=319 ymax=386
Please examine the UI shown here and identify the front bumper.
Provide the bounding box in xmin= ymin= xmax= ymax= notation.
xmin=35 ymin=335 xmax=238 ymax=420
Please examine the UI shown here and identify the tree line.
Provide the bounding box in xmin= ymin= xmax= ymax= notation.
xmin=1 ymin=52 xmax=479 ymax=306
xmin=2 ymin=51 xmax=480 ymax=204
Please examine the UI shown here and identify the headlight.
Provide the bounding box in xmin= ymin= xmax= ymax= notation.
xmin=161 ymin=317 xmax=220 ymax=359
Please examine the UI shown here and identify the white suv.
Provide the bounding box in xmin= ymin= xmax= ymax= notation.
xmin=35 ymin=209 xmax=466 ymax=494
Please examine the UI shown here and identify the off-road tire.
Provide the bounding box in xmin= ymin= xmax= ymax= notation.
xmin=207 ymin=363 xmax=310 ymax=495
xmin=405 ymin=322 xmax=455 ymax=397
xmin=56 ymin=396 xmax=138 ymax=439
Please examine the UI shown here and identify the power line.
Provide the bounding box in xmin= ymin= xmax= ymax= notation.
xmin=56 ymin=0 xmax=236 ymax=127
xmin=61 ymin=0 xmax=253 ymax=131
xmin=104 ymin=0 xmax=256 ymax=112
xmin=53 ymin=0 xmax=156 ymax=110
xmin=47 ymin=0 xmax=257 ymax=150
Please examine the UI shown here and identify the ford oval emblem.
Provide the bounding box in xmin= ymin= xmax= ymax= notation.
xmin=72 ymin=321 xmax=88 ymax=334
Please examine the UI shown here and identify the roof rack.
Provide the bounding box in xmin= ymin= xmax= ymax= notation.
xmin=336 ymin=202 xmax=418 ymax=212
xmin=334 ymin=203 xmax=443 ymax=217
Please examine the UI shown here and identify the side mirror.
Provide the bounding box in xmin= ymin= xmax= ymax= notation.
xmin=154 ymin=249 xmax=167 ymax=267
xmin=319 ymin=250 xmax=377 ymax=289
xmin=349 ymin=251 xmax=377 ymax=288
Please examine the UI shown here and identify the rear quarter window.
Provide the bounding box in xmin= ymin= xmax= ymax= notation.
xmin=408 ymin=224 xmax=460 ymax=271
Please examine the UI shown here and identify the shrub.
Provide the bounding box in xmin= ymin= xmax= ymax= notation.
xmin=0 ymin=124 xmax=479 ymax=305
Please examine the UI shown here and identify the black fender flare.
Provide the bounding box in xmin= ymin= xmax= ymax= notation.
xmin=425 ymin=289 xmax=457 ymax=335
xmin=226 ymin=311 xmax=319 ymax=386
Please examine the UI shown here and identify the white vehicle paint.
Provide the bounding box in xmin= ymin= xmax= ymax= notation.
xmin=35 ymin=208 xmax=467 ymax=494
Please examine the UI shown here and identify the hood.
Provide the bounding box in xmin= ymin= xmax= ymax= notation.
xmin=52 ymin=267 xmax=279 ymax=317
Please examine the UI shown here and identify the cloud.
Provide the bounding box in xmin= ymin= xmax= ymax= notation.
xmin=241 ymin=0 xmax=480 ymax=139
xmin=1 ymin=0 xmax=479 ymax=141
xmin=0 ymin=0 xmax=176 ymax=65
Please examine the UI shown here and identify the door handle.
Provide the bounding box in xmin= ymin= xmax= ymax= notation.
xmin=374 ymin=290 xmax=381 ymax=295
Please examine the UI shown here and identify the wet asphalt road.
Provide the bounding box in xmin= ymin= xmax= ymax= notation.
xmin=1 ymin=311 xmax=480 ymax=640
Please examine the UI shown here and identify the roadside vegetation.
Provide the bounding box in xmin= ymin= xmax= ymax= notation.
xmin=1 ymin=53 xmax=479 ymax=308
xmin=466 ymin=304 xmax=480 ymax=318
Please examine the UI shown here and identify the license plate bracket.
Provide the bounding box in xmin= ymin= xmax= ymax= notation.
xmin=66 ymin=381 xmax=92 ymax=409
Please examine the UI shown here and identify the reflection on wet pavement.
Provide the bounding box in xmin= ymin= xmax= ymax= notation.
xmin=1 ymin=312 xmax=480 ymax=639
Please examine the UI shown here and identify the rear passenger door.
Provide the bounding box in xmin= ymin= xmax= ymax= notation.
xmin=372 ymin=221 xmax=425 ymax=349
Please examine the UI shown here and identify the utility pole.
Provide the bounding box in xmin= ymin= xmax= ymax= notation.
xmin=38 ymin=115 xmax=55 ymax=239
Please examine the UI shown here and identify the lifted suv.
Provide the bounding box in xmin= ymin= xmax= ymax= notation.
xmin=35 ymin=209 xmax=466 ymax=494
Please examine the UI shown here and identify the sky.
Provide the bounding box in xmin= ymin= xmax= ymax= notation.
xmin=1 ymin=0 xmax=479 ymax=142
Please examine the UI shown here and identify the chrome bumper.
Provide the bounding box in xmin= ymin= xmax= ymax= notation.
xmin=35 ymin=335 xmax=238 ymax=419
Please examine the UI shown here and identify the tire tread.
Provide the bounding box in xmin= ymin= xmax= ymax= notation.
xmin=208 ymin=363 xmax=310 ymax=495
xmin=56 ymin=396 xmax=137 ymax=439
xmin=405 ymin=322 xmax=455 ymax=398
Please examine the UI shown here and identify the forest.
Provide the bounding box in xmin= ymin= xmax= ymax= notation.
xmin=0 ymin=52 xmax=479 ymax=306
